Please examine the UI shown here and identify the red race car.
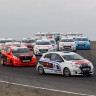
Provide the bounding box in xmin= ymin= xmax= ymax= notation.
xmin=1 ymin=46 xmax=36 ymax=66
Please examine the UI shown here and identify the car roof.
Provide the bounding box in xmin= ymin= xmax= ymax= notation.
xmin=43 ymin=51 xmax=76 ymax=56
xmin=22 ymin=38 xmax=35 ymax=40
xmin=75 ymin=36 xmax=88 ymax=39
xmin=0 ymin=38 xmax=13 ymax=40
xmin=61 ymin=37 xmax=73 ymax=39
xmin=36 ymin=39 xmax=50 ymax=42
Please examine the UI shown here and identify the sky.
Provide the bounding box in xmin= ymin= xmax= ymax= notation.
xmin=0 ymin=0 xmax=96 ymax=40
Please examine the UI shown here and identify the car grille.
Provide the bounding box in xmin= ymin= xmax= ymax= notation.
xmin=79 ymin=64 xmax=91 ymax=74
xmin=39 ymin=49 xmax=48 ymax=53
xmin=19 ymin=56 xmax=32 ymax=63
xmin=78 ymin=44 xmax=85 ymax=47
xmin=64 ymin=46 xmax=71 ymax=49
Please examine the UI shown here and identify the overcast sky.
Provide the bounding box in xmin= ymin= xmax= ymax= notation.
xmin=0 ymin=0 xmax=96 ymax=40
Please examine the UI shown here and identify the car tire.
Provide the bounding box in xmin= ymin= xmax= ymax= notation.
xmin=63 ymin=67 xmax=71 ymax=77
xmin=0 ymin=58 xmax=4 ymax=65
xmin=38 ymin=66 xmax=44 ymax=74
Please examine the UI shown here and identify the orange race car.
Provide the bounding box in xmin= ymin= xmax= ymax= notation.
xmin=0 ymin=46 xmax=36 ymax=66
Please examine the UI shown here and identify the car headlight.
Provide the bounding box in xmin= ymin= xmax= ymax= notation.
xmin=72 ymin=63 xmax=80 ymax=68
xmin=13 ymin=56 xmax=19 ymax=60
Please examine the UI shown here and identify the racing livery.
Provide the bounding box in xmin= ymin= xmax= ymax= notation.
xmin=37 ymin=51 xmax=94 ymax=76
xmin=75 ymin=37 xmax=90 ymax=50
xmin=59 ymin=37 xmax=76 ymax=51
xmin=34 ymin=39 xmax=54 ymax=55
xmin=1 ymin=46 xmax=36 ymax=66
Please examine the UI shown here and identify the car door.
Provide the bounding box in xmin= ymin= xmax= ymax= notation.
xmin=50 ymin=53 xmax=64 ymax=74
xmin=41 ymin=53 xmax=54 ymax=73
xmin=3 ymin=47 xmax=11 ymax=64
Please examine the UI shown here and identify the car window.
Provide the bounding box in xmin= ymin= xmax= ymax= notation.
xmin=44 ymin=53 xmax=51 ymax=59
xmin=51 ymin=53 xmax=64 ymax=62
xmin=51 ymin=53 xmax=57 ymax=61
xmin=6 ymin=48 xmax=11 ymax=53
xmin=55 ymin=54 xmax=64 ymax=62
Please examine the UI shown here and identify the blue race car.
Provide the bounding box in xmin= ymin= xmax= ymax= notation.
xmin=75 ymin=37 xmax=90 ymax=50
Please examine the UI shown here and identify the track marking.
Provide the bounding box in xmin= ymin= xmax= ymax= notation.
xmin=0 ymin=80 xmax=95 ymax=96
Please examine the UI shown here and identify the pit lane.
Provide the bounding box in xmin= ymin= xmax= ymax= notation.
xmin=0 ymin=41 xmax=96 ymax=95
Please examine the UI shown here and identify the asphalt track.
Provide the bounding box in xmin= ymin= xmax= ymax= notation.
xmin=0 ymin=41 xmax=96 ymax=96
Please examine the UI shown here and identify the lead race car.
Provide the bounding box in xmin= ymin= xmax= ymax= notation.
xmin=37 ymin=51 xmax=94 ymax=76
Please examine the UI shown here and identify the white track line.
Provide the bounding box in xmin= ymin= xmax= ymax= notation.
xmin=0 ymin=80 xmax=95 ymax=96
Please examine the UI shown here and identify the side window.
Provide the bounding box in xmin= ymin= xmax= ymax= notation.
xmin=44 ymin=53 xmax=51 ymax=60
xmin=51 ymin=53 xmax=64 ymax=62
xmin=51 ymin=53 xmax=57 ymax=61
xmin=55 ymin=54 xmax=64 ymax=62
xmin=6 ymin=48 xmax=11 ymax=53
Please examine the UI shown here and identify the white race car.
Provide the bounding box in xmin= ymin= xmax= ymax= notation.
xmin=37 ymin=51 xmax=94 ymax=76
xmin=59 ymin=37 xmax=76 ymax=51
xmin=34 ymin=39 xmax=54 ymax=55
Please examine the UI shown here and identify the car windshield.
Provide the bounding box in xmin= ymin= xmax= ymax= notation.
xmin=50 ymin=40 xmax=55 ymax=44
xmin=12 ymin=48 xmax=31 ymax=53
xmin=61 ymin=39 xmax=74 ymax=42
xmin=75 ymin=38 xmax=88 ymax=41
xmin=13 ymin=44 xmax=21 ymax=46
xmin=22 ymin=39 xmax=35 ymax=43
xmin=0 ymin=40 xmax=13 ymax=43
xmin=62 ymin=54 xmax=84 ymax=61
xmin=41 ymin=34 xmax=46 ymax=36
xmin=68 ymin=34 xmax=77 ymax=36
xmin=36 ymin=41 xmax=51 ymax=45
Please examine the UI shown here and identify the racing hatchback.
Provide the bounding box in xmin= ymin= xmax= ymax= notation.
xmin=59 ymin=37 xmax=76 ymax=51
xmin=37 ymin=51 xmax=94 ymax=76
xmin=75 ymin=37 xmax=90 ymax=50
xmin=1 ymin=46 xmax=36 ymax=66
xmin=34 ymin=39 xmax=54 ymax=55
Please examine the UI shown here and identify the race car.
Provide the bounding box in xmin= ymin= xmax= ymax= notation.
xmin=0 ymin=38 xmax=13 ymax=51
xmin=1 ymin=46 xmax=36 ymax=66
xmin=35 ymin=32 xmax=47 ymax=40
xmin=34 ymin=39 xmax=54 ymax=55
xmin=21 ymin=38 xmax=36 ymax=51
xmin=75 ymin=37 xmax=90 ymax=50
xmin=37 ymin=51 xmax=94 ymax=76
xmin=65 ymin=32 xmax=84 ymax=39
xmin=12 ymin=42 xmax=21 ymax=47
xmin=59 ymin=37 xmax=76 ymax=51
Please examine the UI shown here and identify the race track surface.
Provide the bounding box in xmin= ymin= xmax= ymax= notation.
xmin=0 ymin=41 xmax=96 ymax=95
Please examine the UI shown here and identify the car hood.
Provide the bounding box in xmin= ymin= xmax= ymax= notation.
xmin=35 ymin=45 xmax=52 ymax=49
xmin=75 ymin=41 xmax=89 ymax=44
xmin=71 ymin=59 xmax=90 ymax=65
xmin=60 ymin=42 xmax=75 ymax=46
